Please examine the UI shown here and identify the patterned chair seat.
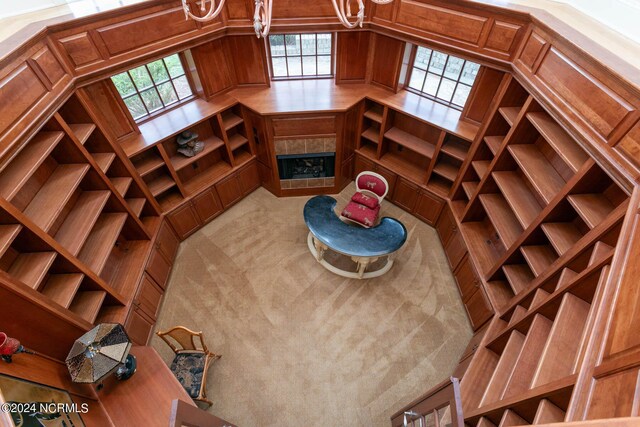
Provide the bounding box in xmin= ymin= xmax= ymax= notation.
xmin=170 ymin=351 xmax=207 ymax=399
xmin=341 ymin=200 xmax=380 ymax=228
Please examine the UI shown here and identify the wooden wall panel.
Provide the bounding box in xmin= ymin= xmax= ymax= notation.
xmin=0 ymin=64 xmax=48 ymax=136
xmin=191 ymin=39 xmax=234 ymax=98
xmin=224 ymin=0 xmax=252 ymax=21
xmin=226 ymin=36 xmax=269 ymax=86
xmin=534 ymin=48 xmax=635 ymax=141
xmin=396 ymin=1 xmax=488 ymax=45
xmin=30 ymin=46 xmax=66 ymax=88
xmin=462 ymin=67 xmax=504 ymax=124
xmin=336 ymin=31 xmax=371 ymax=83
xmin=370 ymin=34 xmax=404 ymax=91
xmin=272 ymin=115 xmax=336 ymax=136
xmin=517 ymin=30 xmax=549 ymax=72
xmin=96 ymin=7 xmax=198 ymax=56
xmin=484 ymin=21 xmax=521 ymax=55
xmin=371 ymin=1 xmax=395 ymax=23
xmin=617 ymin=120 xmax=640 ymax=170
xmin=272 ymin=0 xmax=335 ymax=18
xmin=58 ymin=32 xmax=103 ymax=67
xmin=80 ymin=80 xmax=138 ymax=141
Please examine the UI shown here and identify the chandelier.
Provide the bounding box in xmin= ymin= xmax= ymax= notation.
xmin=181 ymin=0 xmax=394 ymax=38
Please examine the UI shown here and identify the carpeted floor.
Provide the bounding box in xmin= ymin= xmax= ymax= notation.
xmin=151 ymin=184 xmax=472 ymax=426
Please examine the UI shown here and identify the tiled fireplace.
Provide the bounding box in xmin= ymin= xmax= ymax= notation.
xmin=275 ymin=137 xmax=336 ymax=189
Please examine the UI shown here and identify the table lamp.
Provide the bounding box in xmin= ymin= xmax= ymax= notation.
xmin=65 ymin=323 xmax=136 ymax=386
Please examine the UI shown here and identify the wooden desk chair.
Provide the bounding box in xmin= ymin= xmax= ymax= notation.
xmin=156 ymin=326 xmax=221 ymax=408
xmin=340 ymin=171 xmax=389 ymax=228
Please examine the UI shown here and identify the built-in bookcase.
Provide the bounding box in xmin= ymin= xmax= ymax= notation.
xmin=355 ymin=97 xmax=473 ymax=198
xmin=0 ymin=93 xmax=160 ymax=326
xmin=126 ymin=102 xmax=255 ymax=212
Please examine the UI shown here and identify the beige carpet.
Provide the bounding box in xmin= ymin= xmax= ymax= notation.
xmin=151 ymin=184 xmax=472 ymax=426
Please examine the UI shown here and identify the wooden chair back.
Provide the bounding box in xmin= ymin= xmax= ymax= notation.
xmin=156 ymin=326 xmax=209 ymax=354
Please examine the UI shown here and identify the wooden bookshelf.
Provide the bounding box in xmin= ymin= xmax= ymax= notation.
xmin=111 ymin=177 xmax=133 ymax=197
xmin=147 ymin=175 xmax=176 ymax=197
xmin=69 ymin=290 xmax=106 ymax=323
xmin=364 ymin=107 xmax=383 ymax=123
xmin=0 ymin=131 xmax=64 ymax=201
xmin=170 ymin=136 xmax=225 ymax=171
xmin=77 ymin=213 xmax=128 ymax=275
xmin=0 ymin=225 xmax=22 ymax=257
xmin=567 ymin=194 xmax=615 ymax=229
xmin=508 ymin=144 xmax=565 ymax=205
xmin=520 ymin=245 xmax=557 ymax=277
xmin=361 ymin=126 xmax=379 ymax=143
xmin=133 ymin=151 xmax=165 ymax=177
xmin=127 ymin=198 xmax=146 ymax=217
xmin=541 ymin=223 xmax=583 ymax=256
xmin=479 ymin=194 xmax=523 ymax=249
xmin=183 ymin=160 xmax=233 ymax=195
xmin=4 ymin=252 xmax=57 ymax=290
xmin=228 ymin=133 xmax=249 ymax=151
xmin=41 ymin=273 xmax=84 ymax=309
xmin=502 ymin=264 xmax=534 ymax=294
xmin=384 ymin=127 xmax=436 ymax=159
xmin=23 ymin=164 xmax=90 ymax=232
xmin=94 ymin=153 xmax=116 ymax=172
xmin=493 ymin=171 xmax=542 ymax=229
xmin=54 ymin=191 xmax=111 ymax=256
xmin=498 ymin=107 xmax=520 ymax=126
xmin=484 ymin=136 xmax=503 ymax=156
xmin=68 ymin=123 xmax=96 ymax=145
xmin=221 ymin=111 xmax=243 ymax=131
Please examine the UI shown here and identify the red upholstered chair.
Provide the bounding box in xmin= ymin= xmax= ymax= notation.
xmin=340 ymin=171 xmax=389 ymax=228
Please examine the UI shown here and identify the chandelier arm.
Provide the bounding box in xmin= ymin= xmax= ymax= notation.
xmin=182 ymin=0 xmax=227 ymax=22
xmin=253 ymin=0 xmax=273 ymax=38
xmin=331 ymin=0 xmax=363 ymax=29
xmin=370 ymin=0 xmax=394 ymax=3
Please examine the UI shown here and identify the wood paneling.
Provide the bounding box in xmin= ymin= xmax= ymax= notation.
xmin=484 ymin=21 xmax=521 ymax=55
xmin=272 ymin=115 xmax=336 ymax=136
xmin=80 ymin=80 xmax=137 ymax=141
xmin=336 ymin=31 xmax=371 ymax=83
xmin=518 ymin=30 xmax=549 ymax=72
xmin=193 ymin=188 xmax=224 ymax=223
xmin=135 ymin=273 xmax=163 ymax=319
xmin=157 ymin=220 xmax=180 ymax=263
xmin=96 ymin=7 xmax=198 ymax=56
xmin=0 ymin=64 xmax=47 ymax=135
xmin=58 ymin=32 xmax=102 ymax=67
xmin=534 ymin=48 xmax=635 ymax=142
xmin=414 ymin=190 xmax=445 ymax=225
xmin=224 ymin=0 xmax=252 ymax=21
xmin=396 ymin=1 xmax=488 ymax=45
xmin=226 ymin=36 xmax=269 ymax=86
xmin=616 ymin=120 xmax=640 ymax=170
xmin=215 ymin=173 xmax=243 ymax=208
xmin=31 ymin=46 xmax=66 ymax=87
xmin=272 ymin=0 xmax=335 ymax=18
xmin=370 ymin=34 xmax=404 ymax=91
xmin=191 ymin=39 xmax=234 ymax=98
xmin=146 ymin=245 xmax=172 ymax=289
xmin=462 ymin=67 xmax=505 ymax=124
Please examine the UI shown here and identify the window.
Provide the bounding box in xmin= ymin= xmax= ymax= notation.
xmin=268 ymin=33 xmax=333 ymax=79
xmin=111 ymin=53 xmax=193 ymax=121
xmin=406 ymin=46 xmax=480 ymax=110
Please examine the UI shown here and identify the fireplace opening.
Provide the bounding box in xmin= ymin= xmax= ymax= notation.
xmin=277 ymin=152 xmax=335 ymax=180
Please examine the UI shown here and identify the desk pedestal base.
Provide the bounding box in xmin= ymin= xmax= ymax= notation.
xmin=307 ymin=232 xmax=395 ymax=279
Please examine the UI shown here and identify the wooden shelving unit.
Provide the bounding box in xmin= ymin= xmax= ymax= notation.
xmin=0 ymin=92 xmax=160 ymax=333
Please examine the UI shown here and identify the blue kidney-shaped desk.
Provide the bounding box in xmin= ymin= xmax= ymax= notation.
xmin=303 ymin=195 xmax=408 ymax=279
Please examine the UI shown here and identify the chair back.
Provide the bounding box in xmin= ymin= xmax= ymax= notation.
xmin=355 ymin=171 xmax=389 ymax=202
xmin=156 ymin=326 xmax=208 ymax=354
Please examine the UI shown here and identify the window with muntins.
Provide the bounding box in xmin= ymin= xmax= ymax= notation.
xmin=407 ymin=46 xmax=480 ymax=110
xmin=111 ymin=53 xmax=193 ymax=121
xmin=268 ymin=33 xmax=333 ymax=79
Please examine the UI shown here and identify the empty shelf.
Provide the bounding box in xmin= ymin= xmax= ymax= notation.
xmin=111 ymin=177 xmax=133 ymax=197
xmin=8 ymin=252 xmax=57 ymax=290
xmin=479 ymin=194 xmax=523 ymax=249
xmin=499 ymin=106 xmax=520 ymax=126
xmin=77 ymin=213 xmax=127 ymax=275
xmin=134 ymin=154 xmax=165 ymax=177
xmin=440 ymin=140 xmax=468 ymax=161
xmin=69 ymin=290 xmax=106 ymax=324
xmin=480 ymin=330 xmax=525 ymax=406
xmin=384 ymin=127 xmax=436 ymax=158
xmin=432 ymin=161 xmax=459 ymax=181
xmin=221 ymin=112 xmax=243 ymax=130
xmin=588 ymin=241 xmax=614 ymax=266
xmin=533 ymin=399 xmax=566 ymax=424
xmin=556 ymin=268 xmax=578 ymax=291
xmin=493 ymin=171 xmax=542 ymax=229
xmin=521 ymin=245 xmax=557 ymax=277
xmin=379 ymin=152 xmax=428 ymax=184
xmin=68 ymin=123 xmax=96 ymax=145
xmin=364 ymin=108 xmax=383 ymax=123
xmin=567 ymin=194 xmax=615 ymax=229
xmin=528 ymin=112 xmax=588 ymax=173
xmin=229 ymin=134 xmax=249 ymax=151
xmin=171 ymin=136 xmax=225 ymax=171
xmin=0 ymin=224 xmax=22 ymax=258
xmin=93 ymin=153 xmax=116 ymax=173
xmin=23 ymin=164 xmax=90 ymax=232
xmin=54 ymin=191 xmax=111 ymax=256
xmin=508 ymin=144 xmax=565 ymax=204
xmin=508 ymin=306 xmax=527 ymax=328
xmin=0 ymin=131 xmax=64 ymax=200
xmin=471 ymin=160 xmax=490 ymax=179
xmin=502 ymin=264 xmax=534 ymax=294
xmin=541 ymin=222 xmax=583 ymax=256
xmin=41 ymin=273 xmax=84 ymax=308
xmin=183 ymin=161 xmax=233 ymax=195
xmin=484 ymin=136 xmax=503 ymax=156
xmin=462 ymin=181 xmax=479 ymax=199
xmin=361 ymin=126 xmax=380 ymax=143
xmin=127 ymin=198 xmax=146 ymax=217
